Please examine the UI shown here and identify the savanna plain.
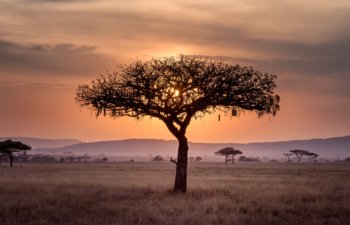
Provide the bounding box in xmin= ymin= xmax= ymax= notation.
xmin=1 ymin=162 xmax=350 ymax=225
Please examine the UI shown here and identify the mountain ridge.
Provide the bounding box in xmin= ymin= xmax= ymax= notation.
xmin=25 ymin=135 xmax=350 ymax=160
xmin=0 ymin=137 xmax=82 ymax=149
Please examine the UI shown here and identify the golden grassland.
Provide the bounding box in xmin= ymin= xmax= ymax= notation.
xmin=1 ymin=162 xmax=350 ymax=225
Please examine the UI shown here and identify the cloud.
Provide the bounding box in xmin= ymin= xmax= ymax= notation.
xmin=1 ymin=0 xmax=350 ymax=95
xmin=0 ymin=40 xmax=116 ymax=78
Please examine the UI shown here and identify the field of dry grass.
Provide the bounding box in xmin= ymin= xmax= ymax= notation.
xmin=1 ymin=162 xmax=350 ymax=225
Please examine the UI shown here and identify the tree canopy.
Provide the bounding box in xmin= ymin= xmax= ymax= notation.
xmin=0 ymin=139 xmax=31 ymax=167
xmin=289 ymin=149 xmax=310 ymax=163
xmin=76 ymin=55 xmax=280 ymax=193
xmin=215 ymin=147 xmax=242 ymax=165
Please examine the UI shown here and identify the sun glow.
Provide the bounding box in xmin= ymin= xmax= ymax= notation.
xmin=174 ymin=89 xmax=180 ymax=97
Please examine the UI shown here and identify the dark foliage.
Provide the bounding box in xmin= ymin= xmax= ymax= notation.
xmin=239 ymin=156 xmax=261 ymax=162
xmin=152 ymin=155 xmax=164 ymax=161
xmin=0 ymin=139 xmax=31 ymax=167
xmin=195 ymin=156 xmax=202 ymax=162
xmin=215 ymin=147 xmax=242 ymax=165
xmin=289 ymin=150 xmax=319 ymax=163
xmin=283 ymin=153 xmax=293 ymax=162
xmin=31 ymin=155 xmax=57 ymax=162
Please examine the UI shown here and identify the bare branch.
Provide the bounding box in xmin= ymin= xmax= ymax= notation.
xmin=170 ymin=157 xmax=177 ymax=165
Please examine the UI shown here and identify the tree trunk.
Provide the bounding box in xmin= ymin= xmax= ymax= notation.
xmin=225 ymin=155 xmax=228 ymax=165
xmin=173 ymin=136 xmax=189 ymax=193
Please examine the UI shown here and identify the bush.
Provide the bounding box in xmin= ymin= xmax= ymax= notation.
xmin=238 ymin=156 xmax=260 ymax=162
xmin=152 ymin=155 xmax=164 ymax=161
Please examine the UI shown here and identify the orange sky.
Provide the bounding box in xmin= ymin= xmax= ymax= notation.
xmin=1 ymin=0 xmax=350 ymax=143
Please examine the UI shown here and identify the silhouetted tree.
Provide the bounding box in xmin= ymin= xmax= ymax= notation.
xmin=76 ymin=55 xmax=280 ymax=193
xmin=345 ymin=157 xmax=350 ymax=162
xmin=0 ymin=139 xmax=31 ymax=167
xmin=238 ymin=156 xmax=260 ymax=162
xmin=152 ymin=155 xmax=164 ymax=161
xmin=283 ymin=153 xmax=293 ymax=162
xmin=215 ymin=147 xmax=242 ymax=165
xmin=290 ymin=149 xmax=309 ymax=164
xmin=31 ymin=154 xmax=57 ymax=162
xmin=305 ymin=152 xmax=318 ymax=162
xmin=195 ymin=156 xmax=202 ymax=162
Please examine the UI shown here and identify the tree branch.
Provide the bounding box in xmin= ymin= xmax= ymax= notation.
xmin=170 ymin=157 xmax=177 ymax=165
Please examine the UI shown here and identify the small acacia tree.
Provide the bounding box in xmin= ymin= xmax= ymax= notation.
xmin=283 ymin=153 xmax=293 ymax=162
xmin=215 ymin=147 xmax=242 ymax=165
xmin=0 ymin=139 xmax=31 ymax=167
xmin=76 ymin=55 xmax=280 ymax=193
xmin=305 ymin=152 xmax=318 ymax=162
xmin=290 ymin=149 xmax=309 ymax=164
xmin=195 ymin=156 xmax=202 ymax=162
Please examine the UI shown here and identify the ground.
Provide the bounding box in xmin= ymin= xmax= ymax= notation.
xmin=0 ymin=162 xmax=350 ymax=225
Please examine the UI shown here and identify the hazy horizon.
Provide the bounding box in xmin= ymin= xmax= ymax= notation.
xmin=2 ymin=133 xmax=350 ymax=145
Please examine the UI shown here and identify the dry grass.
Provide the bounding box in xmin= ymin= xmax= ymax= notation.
xmin=1 ymin=162 xmax=350 ymax=225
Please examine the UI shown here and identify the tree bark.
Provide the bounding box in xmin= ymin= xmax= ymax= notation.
xmin=225 ymin=155 xmax=228 ymax=165
xmin=173 ymin=136 xmax=189 ymax=193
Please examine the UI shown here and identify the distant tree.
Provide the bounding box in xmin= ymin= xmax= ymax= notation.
xmin=64 ymin=156 xmax=76 ymax=162
xmin=238 ymin=156 xmax=260 ymax=162
xmin=305 ymin=152 xmax=319 ymax=162
xmin=152 ymin=155 xmax=164 ymax=161
xmin=215 ymin=147 xmax=242 ymax=165
xmin=76 ymin=55 xmax=280 ymax=193
xmin=102 ymin=157 xmax=108 ymax=162
xmin=0 ymin=139 xmax=31 ymax=167
xmin=31 ymin=155 xmax=57 ymax=162
xmin=345 ymin=157 xmax=350 ymax=162
xmin=195 ymin=156 xmax=202 ymax=162
xmin=283 ymin=153 xmax=293 ymax=162
xmin=289 ymin=149 xmax=310 ymax=164
xmin=189 ymin=157 xmax=194 ymax=162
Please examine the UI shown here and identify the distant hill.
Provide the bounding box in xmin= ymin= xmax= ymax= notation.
xmin=32 ymin=135 xmax=350 ymax=160
xmin=0 ymin=137 xmax=82 ymax=149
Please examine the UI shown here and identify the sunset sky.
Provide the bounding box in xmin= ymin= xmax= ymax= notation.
xmin=1 ymin=0 xmax=350 ymax=143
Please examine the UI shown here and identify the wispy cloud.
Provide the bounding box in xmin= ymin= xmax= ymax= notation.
xmin=0 ymin=81 xmax=77 ymax=88
xmin=0 ymin=40 xmax=115 ymax=77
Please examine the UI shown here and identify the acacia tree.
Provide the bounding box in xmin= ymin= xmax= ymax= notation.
xmin=0 ymin=139 xmax=31 ymax=167
xmin=195 ymin=156 xmax=202 ymax=162
xmin=290 ymin=149 xmax=309 ymax=164
xmin=76 ymin=55 xmax=280 ymax=193
xmin=215 ymin=147 xmax=242 ymax=165
xmin=283 ymin=153 xmax=293 ymax=162
xmin=305 ymin=152 xmax=318 ymax=162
